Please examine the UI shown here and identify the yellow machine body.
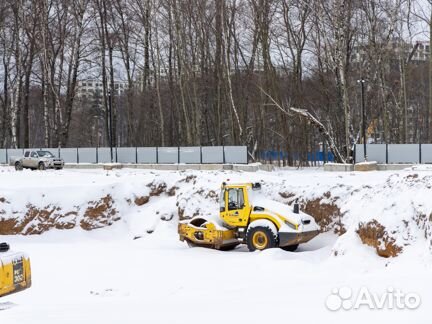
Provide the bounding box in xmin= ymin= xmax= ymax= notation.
xmin=178 ymin=182 xmax=320 ymax=251
xmin=179 ymin=221 xmax=238 ymax=249
xmin=0 ymin=251 xmax=32 ymax=298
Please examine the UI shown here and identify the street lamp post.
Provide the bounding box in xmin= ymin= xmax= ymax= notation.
xmin=108 ymin=89 xmax=114 ymax=163
xmin=357 ymin=78 xmax=367 ymax=161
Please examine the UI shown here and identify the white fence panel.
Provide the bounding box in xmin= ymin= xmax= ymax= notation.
xmin=355 ymin=144 xmax=386 ymax=163
xmin=388 ymin=144 xmax=419 ymax=163
xmin=7 ymin=149 xmax=24 ymax=164
xmin=60 ymin=148 xmax=78 ymax=163
xmin=79 ymin=148 xmax=97 ymax=163
xmin=41 ymin=148 xmax=60 ymax=157
xmin=421 ymin=144 xmax=432 ymax=163
xmin=117 ymin=147 xmax=136 ymax=163
xmin=202 ymin=146 xmax=224 ymax=163
xmin=137 ymin=147 xmax=157 ymax=163
xmin=98 ymin=148 xmax=112 ymax=163
xmin=224 ymin=146 xmax=247 ymax=164
xmin=158 ymin=147 xmax=178 ymax=164
xmin=0 ymin=149 xmax=6 ymax=164
xmin=1 ymin=146 xmax=249 ymax=165
xmin=180 ymin=147 xmax=200 ymax=164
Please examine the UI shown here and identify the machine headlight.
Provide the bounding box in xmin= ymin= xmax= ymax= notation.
xmin=284 ymin=220 xmax=298 ymax=230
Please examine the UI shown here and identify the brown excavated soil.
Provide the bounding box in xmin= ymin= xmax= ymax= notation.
xmin=177 ymin=206 xmax=186 ymax=220
xmin=279 ymin=191 xmax=345 ymax=234
xmin=301 ymin=196 xmax=345 ymax=234
xmin=357 ymin=220 xmax=403 ymax=257
xmin=134 ymin=196 xmax=150 ymax=206
xmin=0 ymin=205 xmax=77 ymax=235
xmin=0 ymin=194 xmax=123 ymax=234
xmin=146 ymin=180 xmax=177 ymax=197
xmin=206 ymin=190 xmax=218 ymax=200
xmin=180 ymin=175 xmax=197 ymax=184
xmin=279 ymin=192 xmax=295 ymax=200
xmin=148 ymin=181 xmax=167 ymax=196
xmin=0 ymin=218 xmax=20 ymax=235
xmin=167 ymin=186 xmax=177 ymax=197
xmin=81 ymin=195 xmax=119 ymax=230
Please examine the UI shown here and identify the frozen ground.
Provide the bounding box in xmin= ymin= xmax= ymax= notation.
xmin=0 ymin=166 xmax=432 ymax=323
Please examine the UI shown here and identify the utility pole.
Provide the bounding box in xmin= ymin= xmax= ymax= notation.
xmin=357 ymin=78 xmax=367 ymax=161
xmin=108 ymin=89 xmax=114 ymax=163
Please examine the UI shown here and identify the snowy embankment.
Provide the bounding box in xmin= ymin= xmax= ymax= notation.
xmin=1 ymin=166 xmax=432 ymax=324
xmin=1 ymin=166 xmax=431 ymax=258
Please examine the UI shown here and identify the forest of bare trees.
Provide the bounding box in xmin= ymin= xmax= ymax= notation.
xmin=0 ymin=0 xmax=431 ymax=164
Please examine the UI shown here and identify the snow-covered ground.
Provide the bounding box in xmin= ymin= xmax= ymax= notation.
xmin=1 ymin=166 xmax=432 ymax=323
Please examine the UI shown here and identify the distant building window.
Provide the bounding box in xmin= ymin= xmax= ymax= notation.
xmin=82 ymin=82 xmax=86 ymax=86
xmin=88 ymin=83 xmax=93 ymax=87
xmin=426 ymin=45 xmax=430 ymax=52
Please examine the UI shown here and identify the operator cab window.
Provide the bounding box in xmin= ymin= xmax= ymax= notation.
xmin=227 ymin=188 xmax=245 ymax=211
xmin=219 ymin=190 xmax=225 ymax=212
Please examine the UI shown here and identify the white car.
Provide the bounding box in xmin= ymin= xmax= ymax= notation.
xmin=15 ymin=150 xmax=64 ymax=170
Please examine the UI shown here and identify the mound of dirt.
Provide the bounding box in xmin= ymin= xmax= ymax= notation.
xmin=0 ymin=205 xmax=77 ymax=235
xmin=134 ymin=196 xmax=150 ymax=206
xmin=301 ymin=196 xmax=345 ymax=234
xmin=81 ymin=195 xmax=119 ymax=230
xmin=356 ymin=220 xmax=403 ymax=258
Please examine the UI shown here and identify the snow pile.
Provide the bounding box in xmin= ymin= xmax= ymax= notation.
xmin=262 ymin=171 xmax=432 ymax=258
xmin=2 ymin=167 xmax=432 ymax=324
xmin=0 ymin=168 xmax=229 ymax=238
xmin=0 ymin=167 xmax=431 ymax=258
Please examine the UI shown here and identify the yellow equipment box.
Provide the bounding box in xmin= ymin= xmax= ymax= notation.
xmin=0 ymin=243 xmax=32 ymax=298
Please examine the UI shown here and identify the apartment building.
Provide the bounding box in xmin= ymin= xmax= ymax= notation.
xmin=76 ymin=80 xmax=128 ymax=99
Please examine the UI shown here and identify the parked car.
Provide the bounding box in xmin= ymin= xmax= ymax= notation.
xmin=14 ymin=150 xmax=64 ymax=171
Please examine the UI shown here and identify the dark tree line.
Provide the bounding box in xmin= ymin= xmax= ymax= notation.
xmin=0 ymin=0 xmax=430 ymax=164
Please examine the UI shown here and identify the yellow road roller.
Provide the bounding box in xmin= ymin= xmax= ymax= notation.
xmin=179 ymin=182 xmax=319 ymax=251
